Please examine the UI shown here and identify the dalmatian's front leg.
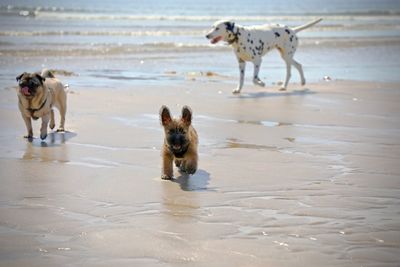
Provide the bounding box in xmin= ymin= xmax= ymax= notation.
xmin=233 ymin=58 xmax=246 ymax=94
xmin=252 ymin=58 xmax=265 ymax=87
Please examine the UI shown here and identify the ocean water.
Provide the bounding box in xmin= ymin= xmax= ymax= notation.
xmin=1 ymin=0 xmax=400 ymax=87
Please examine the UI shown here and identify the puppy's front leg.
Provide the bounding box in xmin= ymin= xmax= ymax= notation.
xmin=233 ymin=58 xmax=246 ymax=94
xmin=162 ymin=147 xmax=174 ymax=180
xmin=40 ymin=113 xmax=50 ymax=140
xmin=22 ymin=115 xmax=33 ymax=139
xmin=183 ymin=153 xmax=198 ymax=175
xmin=252 ymin=58 xmax=265 ymax=87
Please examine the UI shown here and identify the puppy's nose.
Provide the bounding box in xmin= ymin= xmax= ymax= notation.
xmin=205 ymin=34 xmax=210 ymax=39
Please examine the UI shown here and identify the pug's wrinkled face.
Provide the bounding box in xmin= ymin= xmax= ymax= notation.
xmin=16 ymin=72 xmax=45 ymax=98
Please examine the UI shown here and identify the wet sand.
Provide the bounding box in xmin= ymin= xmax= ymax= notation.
xmin=0 ymin=80 xmax=400 ymax=266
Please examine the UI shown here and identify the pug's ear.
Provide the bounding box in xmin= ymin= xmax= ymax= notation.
xmin=160 ymin=105 xmax=172 ymax=126
xmin=35 ymin=73 xmax=45 ymax=84
xmin=181 ymin=106 xmax=192 ymax=126
xmin=16 ymin=72 xmax=27 ymax=82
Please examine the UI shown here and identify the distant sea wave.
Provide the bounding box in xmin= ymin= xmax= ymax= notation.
xmin=0 ymin=30 xmax=205 ymax=37
xmin=1 ymin=23 xmax=399 ymax=37
xmin=2 ymin=5 xmax=400 ymax=21
xmin=1 ymin=38 xmax=399 ymax=57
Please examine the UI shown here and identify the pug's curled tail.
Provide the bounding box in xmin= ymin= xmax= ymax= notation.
xmin=41 ymin=68 xmax=55 ymax=78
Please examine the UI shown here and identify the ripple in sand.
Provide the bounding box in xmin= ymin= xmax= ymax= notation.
xmin=224 ymin=138 xmax=277 ymax=150
xmin=69 ymin=142 xmax=156 ymax=152
xmin=273 ymin=241 xmax=289 ymax=247
xmin=57 ymin=247 xmax=71 ymax=251
xmin=198 ymin=114 xmax=368 ymax=133
xmin=196 ymin=114 xmax=294 ymax=128
xmin=66 ymin=157 xmax=121 ymax=168
xmin=111 ymin=114 xmax=161 ymax=131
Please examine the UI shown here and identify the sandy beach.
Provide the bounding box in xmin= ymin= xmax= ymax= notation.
xmin=1 ymin=78 xmax=400 ymax=266
xmin=1 ymin=0 xmax=400 ymax=266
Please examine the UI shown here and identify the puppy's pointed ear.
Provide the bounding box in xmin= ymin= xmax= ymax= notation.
xmin=16 ymin=72 xmax=26 ymax=82
xmin=160 ymin=105 xmax=172 ymax=126
xmin=35 ymin=73 xmax=45 ymax=84
xmin=181 ymin=106 xmax=192 ymax=126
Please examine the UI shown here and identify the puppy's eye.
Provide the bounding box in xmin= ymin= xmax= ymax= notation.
xmin=216 ymin=27 xmax=220 ymax=30
xmin=177 ymin=128 xmax=186 ymax=134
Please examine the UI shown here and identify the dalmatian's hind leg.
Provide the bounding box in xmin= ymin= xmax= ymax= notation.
xmin=291 ymin=59 xmax=306 ymax=86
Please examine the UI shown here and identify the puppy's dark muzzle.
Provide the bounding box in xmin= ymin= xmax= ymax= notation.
xmin=169 ymin=144 xmax=189 ymax=158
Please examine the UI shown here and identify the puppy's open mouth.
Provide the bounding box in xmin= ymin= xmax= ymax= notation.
xmin=20 ymin=86 xmax=31 ymax=96
xmin=172 ymin=144 xmax=182 ymax=151
xmin=210 ymin=36 xmax=223 ymax=44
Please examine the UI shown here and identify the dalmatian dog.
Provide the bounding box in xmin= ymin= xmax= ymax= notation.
xmin=206 ymin=18 xmax=322 ymax=94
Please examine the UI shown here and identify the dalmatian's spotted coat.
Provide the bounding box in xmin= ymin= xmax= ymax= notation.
xmin=206 ymin=18 xmax=322 ymax=94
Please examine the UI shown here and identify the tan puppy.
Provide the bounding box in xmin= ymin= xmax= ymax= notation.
xmin=16 ymin=69 xmax=67 ymax=140
xmin=160 ymin=105 xmax=198 ymax=180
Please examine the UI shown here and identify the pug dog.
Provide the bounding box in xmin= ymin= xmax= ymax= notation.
xmin=160 ymin=105 xmax=198 ymax=180
xmin=16 ymin=69 xmax=67 ymax=140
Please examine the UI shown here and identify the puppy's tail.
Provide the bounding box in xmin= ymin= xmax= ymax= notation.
xmin=293 ymin=18 xmax=322 ymax=33
xmin=41 ymin=68 xmax=55 ymax=78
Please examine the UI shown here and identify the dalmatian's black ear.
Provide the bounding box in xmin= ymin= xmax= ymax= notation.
xmin=225 ymin=22 xmax=235 ymax=33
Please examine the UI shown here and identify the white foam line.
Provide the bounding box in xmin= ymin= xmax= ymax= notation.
xmin=68 ymin=142 xmax=157 ymax=152
xmin=66 ymin=161 xmax=114 ymax=168
xmin=197 ymin=115 xmax=236 ymax=123
xmin=261 ymin=121 xmax=280 ymax=127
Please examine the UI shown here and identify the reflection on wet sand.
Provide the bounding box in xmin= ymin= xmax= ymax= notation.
xmin=22 ymin=131 xmax=76 ymax=162
xmin=160 ymin=170 xmax=211 ymax=226
xmin=235 ymin=88 xmax=316 ymax=99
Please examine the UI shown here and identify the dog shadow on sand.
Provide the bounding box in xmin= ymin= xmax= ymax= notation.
xmin=231 ymin=87 xmax=316 ymax=99
xmin=172 ymin=169 xmax=212 ymax=192
xmin=29 ymin=131 xmax=77 ymax=147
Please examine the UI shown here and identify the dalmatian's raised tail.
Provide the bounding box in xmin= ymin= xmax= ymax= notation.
xmin=293 ymin=18 xmax=323 ymax=33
